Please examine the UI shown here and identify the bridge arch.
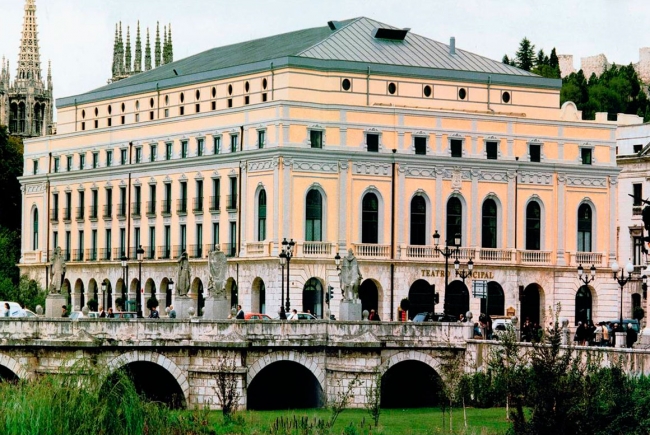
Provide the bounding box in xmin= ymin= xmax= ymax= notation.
xmin=106 ymin=351 xmax=189 ymax=408
xmin=378 ymin=350 xmax=443 ymax=408
xmin=0 ymin=352 xmax=30 ymax=381
xmin=247 ymin=351 xmax=325 ymax=390
xmin=378 ymin=350 xmax=442 ymax=376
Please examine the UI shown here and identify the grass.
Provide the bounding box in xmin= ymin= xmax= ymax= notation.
xmin=208 ymin=407 xmax=510 ymax=435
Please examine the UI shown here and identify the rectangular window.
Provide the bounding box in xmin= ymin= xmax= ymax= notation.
xmin=120 ymin=149 xmax=127 ymax=165
xmin=414 ymin=137 xmax=426 ymax=155
xmin=229 ymin=222 xmax=237 ymax=256
xmin=180 ymin=224 xmax=187 ymax=253
xmin=52 ymin=193 xmax=59 ymax=221
xmin=197 ymin=138 xmax=204 ymax=156
xmin=262 ymin=93 xmax=267 ymax=102
xmin=134 ymin=227 xmax=141 ymax=258
xmin=367 ymin=133 xmax=379 ymax=152
xmin=106 ymin=150 xmax=113 ymax=167
xmin=65 ymin=231 xmax=71 ymax=261
xmin=107 ymin=118 xmax=112 ymax=127
xmin=135 ymin=147 xmax=142 ymax=163
xmin=165 ymin=142 xmax=172 ymax=160
xmin=78 ymin=231 xmax=84 ymax=261
xmin=163 ymin=183 xmax=172 ymax=214
xmin=149 ymin=111 xmax=154 ymax=121
xmin=634 ymin=144 xmax=643 ymax=153
xmin=121 ymin=116 xmax=125 ymax=125
xmin=81 ymin=122 xmax=85 ymax=131
xmin=164 ymin=109 xmax=169 ymax=118
xmin=212 ymin=222 xmax=219 ymax=250
xmin=258 ymin=130 xmax=265 ymax=149
xmin=195 ymin=103 xmax=200 ymax=113
xmin=148 ymin=226 xmax=155 ymax=259
xmin=91 ymin=189 xmax=98 ymax=218
xmin=119 ymin=187 xmax=127 ymax=217
xmin=634 ymin=236 xmax=644 ymax=266
xmin=92 ymin=152 xmax=99 ymax=169
xmin=581 ymin=148 xmax=593 ymax=165
xmin=228 ymin=177 xmax=237 ymax=210
xmin=79 ymin=153 xmax=85 ymax=169
xmin=633 ymin=184 xmax=643 ymax=206
xmin=119 ymin=228 xmax=126 ymax=258
xmin=195 ymin=179 xmax=203 ymax=212
xmin=179 ymin=181 xmax=187 ymax=213
xmin=66 ymin=155 xmax=73 ymax=171
xmin=450 ymin=139 xmax=463 ymax=158
xmin=196 ymin=224 xmax=203 ymax=258
xmin=164 ymin=225 xmax=171 ymax=259
xmin=211 ymin=178 xmax=221 ymax=211
xmin=529 ymin=144 xmax=541 ymax=162
xmin=91 ymin=229 xmax=97 ymax=261
xmin=33 ymin=159 xmax=39 ymax=174
xmin=77 ymin=191 xmax=85 ymax=219
xmin=53 ymin=231 xmax=58 ymax=252
xmin=211 ymin=101 xmax=216 ymax=111
xmin=486 ymin=141 xmax=498 ymax=160
xmin=135 ymin=113 xmax=140 ymax=122
xmin=54 ymin=157 xmax=60 ymax=173
xmin=65 ymin=192 xmax=72 ymax=220
xmin=134 ymin=185 xmax=141 ymax=216
xmin=245 ymin=96 xmax=250 ymax=105
xmin=105 ymin=188 xmax=113 ymax=216
xmin=179 ymin=106 xmax=184 ymax=116
xmin=310 ymin=130 xmax=323 ymax=149
xmin=150 ymin=144 xmax=157 ymax=162
xmin=181 ymin=140 xmax=188 ymax=158
xmin=227 ymin=98 xmax=232 ymax=108
xmin=230 ymin=134 xmax=238 ymax=153
xmin=105 ymin=229 xmax=111 ymax=260
xmin=94 ymin=120 xmax=98 ymax=129
xmin=213 ymin=136 xmax=221 ymax=154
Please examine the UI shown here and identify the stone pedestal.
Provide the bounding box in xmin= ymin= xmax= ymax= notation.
xmin=45 ymin=294 xmax=68 ymax=318
xmin=339 ymin=299 xmax=362 ymax=321
xmin=174 ymin=296 xmax=196 ymax=320
xmin=202 ymin=297 xmax=230 ymax=320
xmin=615 ymin=331 xmax=627 ymax=348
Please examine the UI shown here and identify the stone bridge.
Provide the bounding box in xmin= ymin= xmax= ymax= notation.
xmin=0 ymin=319 xmax=648 ymax=410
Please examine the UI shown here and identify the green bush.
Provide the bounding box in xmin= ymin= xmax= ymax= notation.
xmin=147 ymin=295 xmax=159 ymax=310
xmin=87 ymin=298 xmax=99 ymax=311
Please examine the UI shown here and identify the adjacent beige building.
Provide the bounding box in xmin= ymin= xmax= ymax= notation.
xmin=20 ymin=17 xmax=622 ymax=325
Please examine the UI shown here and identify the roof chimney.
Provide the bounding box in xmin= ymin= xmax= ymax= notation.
xmin=450 ymin=37 xmax=456 ymax=55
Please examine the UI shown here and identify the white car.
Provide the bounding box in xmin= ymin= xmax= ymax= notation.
xmin=69 ymin=311 xmax=100 ymax=320
xmin=0 ymin=301 xmax=24 ymax=317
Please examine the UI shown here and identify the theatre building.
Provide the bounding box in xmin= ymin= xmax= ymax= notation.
xmin=19 ymin=17 xmax=622 ymax=325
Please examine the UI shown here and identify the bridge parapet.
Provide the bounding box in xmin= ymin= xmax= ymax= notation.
xmin=0 ymin=319 xmax=472 ymax=348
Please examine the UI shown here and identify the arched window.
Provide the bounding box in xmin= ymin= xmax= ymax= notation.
xmin=32 ymin=208 xmax=39 ymax=250
xmin=526 ymin=201 xmax=541 ymax=250
xmin=446 ymin=197 xmax=462 ymax=246
xmin=410 ymin=196 xmax=426 ymax=245
xmin=362 ymin=193 xmax=379 ymax=244
xmin=305 ymin=190 xmax=322 ymax=242
xmin=257 ymin=190 xmax=267 ymax=241
xmin=575 ymin=286 xmax=592 ymax=325
xmin=577 ymin=204 xmax=592 ymax=252
xmin=481 ymin=199 xmax=497 ymax=248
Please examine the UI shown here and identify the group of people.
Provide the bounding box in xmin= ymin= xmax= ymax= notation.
xmin=574 ymin=320 xmax=638 ymax=348
xmin=520 ymin=318 xmax=544 ymax=342
xmin=277 ymin=306 xmax=300 ymax=320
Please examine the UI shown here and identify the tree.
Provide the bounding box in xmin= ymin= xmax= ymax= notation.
xmin=515 ymin=37 xmax=535 ymax=71
xmin=147 ymin=295 xmax=159 ymax=310
xmin=213 ymin=352 xmax=242 ymax=421
xmin=364 ymin=369 xmax=382 ymax=427
xmin=502 ymin=54 xmax=513 ymax=66
xmin=0 ymin=126 xmax=23 ymax=232
xmin=549 ymin=48 xmax=559 ymax=70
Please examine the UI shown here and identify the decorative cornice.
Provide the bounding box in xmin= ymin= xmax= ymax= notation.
xmin=519 ymin=172 xmax=552 ymax=185
xmin=353 ymin=162 xmax=390 ymax=176
xmin=479 ymin=171 xmax=508 ymax=182
xmin=293 ymin=160 xmax=338 ymax=173
xmin=567 ymin=176 xmax=606 ymax=187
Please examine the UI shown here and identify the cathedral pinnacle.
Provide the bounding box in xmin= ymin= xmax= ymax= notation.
xmin=134 ymin=21 xmax=142 ymax=74
xmin=125 ymin=26 xmax=132 ymax=73
xmin=145 ymin=28 xmax=152 ymax=71
xmin=15 ymin=0 xmax=43 ymax=86
xmin=155 ymin=22 xmax=161 ymax=68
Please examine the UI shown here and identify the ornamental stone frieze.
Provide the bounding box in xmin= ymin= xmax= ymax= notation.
xmin=248 ymin=159 xmax=276 ymax=172
xmin=566 ymin=176 xmax=607 ymax=187
xmin=292 ymin=160 xmax=339 ymax=173
xmin=25 ymin=183 xmax=46 ymax=194
xmin=403 ymin=166 xmax=436 ymax=178
xmin=518 ymin=172 xmax=552 ymax=185
xmin=353 ymin=162 xmax=391 ymax=176
xmin=479 ymin=171 xmax=508 ymax=182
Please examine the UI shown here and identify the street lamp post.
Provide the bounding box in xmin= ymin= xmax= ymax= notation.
xmin=101 ymin=280 xmax=107 ymax=311
xmin=433 ymin=230 xmax=461 ymax=313
xmin=455 ymin=258 xmax=474 ymax=283
xmin=612 ymin=260 xmax=635 ymax=328
xmin=281 ymin=238 xmax=295 ymax=312
xmin=120 ymin=252 xmax=128 ymax=309
xmin=577 ymin=264 xmax=597 ymax=286
xmin=137 ymin=245 xmax=144 ymax=318
xmin=279 ymin=251 xmax=286 ymax=313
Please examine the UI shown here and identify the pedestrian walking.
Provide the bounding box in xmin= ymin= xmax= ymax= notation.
xmin=236 ymin=305 xmax=245 ymax=319
xmin=168 ymin=305 xmax=176 ymax=318
xmin=149 ymin=306 xmax=159 ymax=319
xmin=368 ymin=309 xmax=380 ymax=321
xmin=626 ymin=323 xmax=638 ymax=348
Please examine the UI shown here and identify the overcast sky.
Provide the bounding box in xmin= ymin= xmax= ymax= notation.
xmin=0 ymin=0 xmax=648 ymax=113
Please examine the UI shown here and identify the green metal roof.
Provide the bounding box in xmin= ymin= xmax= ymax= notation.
xmin=57 ymin=17 xmax=559 ymax=108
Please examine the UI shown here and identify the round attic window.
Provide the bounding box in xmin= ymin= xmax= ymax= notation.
xmin=423 ymin=85 xmax=432 ymax=97
xmin=135 ymin=100 xmax=140 ymax=110
xmin=81 ymin=109 xmax=86 ymax=119
xmin=388 ymin=82 xmax=397 ymax=95
xmin=262 ymin=78 xmax=268 ymax=90
xmin=245 ymin=81 xmax=250 ymax=92
xmin=458 ymin=88 xmax=467 ymax=100
xmin=180 ymin=92 xmax=185 ymax=103
xmin=94 ymin=107 xmax=98 ymax=116
xmin=196 ymin=90 xmax=200 ymax=100
xmin=341 ymin=78 xmax=351 ymax=91
xmin=150 ymin=98 xmax=154 ymax=108
xmin=165 ymin=95 xmax=169 ymax=106
xmin=211 ymin=87 xmax=216 ymax=98
xmin=121 ymin=102 xmax=125 ymax=112
xmin=502 ymin=91 xmax=511 ymax=103
xmin=228 ymin=84 xmax=233 ymax=95
xmin=107 ymin=105 xmax=112 ymax=115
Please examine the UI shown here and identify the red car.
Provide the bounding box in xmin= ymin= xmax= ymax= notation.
xmin=244 ymin=313 xmax=272 ymax=320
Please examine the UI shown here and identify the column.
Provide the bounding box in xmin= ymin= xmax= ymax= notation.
xmin=338 ymin=161 xmax=349 ymax=253
xmin=238 ymin=162 xmax=247 ymax=256
xmin=507 ymin=170 xmax=516 ymax=248
xmin=609 ymin=176 xmax=617 ymax=264
xmin=397 ymin=164 xmax=405 ymax=257
xmin=271 ymin=157 xmax=280 ymax=256
xmin=470 ymin=168 xmax=479 ymax=247
xmin=556 ymin=173 xmax=566 ymax=265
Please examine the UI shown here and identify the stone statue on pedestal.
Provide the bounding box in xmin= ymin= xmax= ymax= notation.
xmin=49 ymin=247 xmax=66 ymax=294
xmin=207 ymin=247 xmax=227 ymax=299
xmin=340 ymin=249 xmax=362 ymax=301
xmin=176 ymin=252 xmax=191 ymax=297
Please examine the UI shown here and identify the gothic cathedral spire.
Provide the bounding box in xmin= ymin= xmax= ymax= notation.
xmin=15 ymin=0 xmax=43 ymax=86
xmin=155 ymin=22 xmax=161 ymax=68
xmin=134 ymin=21 xmax=142 ymax=74
xmin=125 ymin=26 xmax=132 ymax=73
xmin=144 ymin=28 xmax=152 ymax=71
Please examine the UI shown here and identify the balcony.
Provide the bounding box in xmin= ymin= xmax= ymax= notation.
xmin=478 ymin=248 xmax=515 ymax=263
xmin=117 ymin=204 xmax=127 ymax=220
xmin=132 ymin=202 xmax=141 ymax=218
xmin=300 ymin=241 xmax=333 ymax=257
xmin=113 ymin=248 xmax=127 ymax=260
xmin=519 ymin=250 xmax=552 ymax=264
xmin=192 ymin=197 xmax=203 ymax=214
xmin=146 ymin=201 xmax=156 ymax=217
xmin=103 ymin=205 xmax=112 ymax=220
xmin=246 ymin=242 xmax=268 ymax=256
xmin=146 ymin=245 xmax=156 ymax=260
xmin=23 ymin=251 xmax=42 ymax=264
xmin=189 ymin=244 xmax=204 ymax=258
xmin=75 ymin=207 xmax=84 ymax=221
xmin=89 ymin=205 xmax=98 ymax=220
xmin=49 ymin=208 xmax=58 ymax=223
xmin=157 ymin=246 xmax=172 ymax=259
xmin=172 ymin=245 xmax=187 ymax=258
xmin=85 ymin=249 xmax=97 ymax=262
xmin=223 ymin=243 xmax=237 ymax=257
xmin=100 ymin=248 xmax=111 ymax=261
xmin=226 ymin=194 xmax=237 ymax=211
xmin=176 ymin=198 xmax=188 ymax=215
xmin=405 ymin=245 xmax=437 ymax=259
xmin=161 ymin=200 xmax=172 ymax=216
xmin=62 ymin=249 xmax=71 ymax=262
xmin=353 ymin=243 xmax=391 ymax=259
xmin=72 ymin=249 xmax=84 ymax=262
xmin=62 ymin=208 xmax=71 ymax=222
xmin=209 ymin=195 xmax=220 ymax=213
xmin=568 ymin=251 xmax=606 ymax=267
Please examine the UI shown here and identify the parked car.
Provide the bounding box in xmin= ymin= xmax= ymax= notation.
xmin=244 ymin=313 xmax=272 ymax=320
xmin=605 ymin=319 xmax=640 ymax=333
xmin=23 ymin=309 xmax=38 ymax=317
xmin=0 ymin=302 xmax=25 ymax=317
xmin=289 ymin=312 xmax=316 ymax=320
xmin=413 ymin=312 xmax=434 ymax=322
xmin=492 ymin=317 xmax=514 ymax=337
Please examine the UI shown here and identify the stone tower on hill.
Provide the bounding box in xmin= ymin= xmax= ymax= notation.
xmin=0 ymin=0 xmax=54 ymax=137
xmin=110 ymin=21 xmax=174 ymax=83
